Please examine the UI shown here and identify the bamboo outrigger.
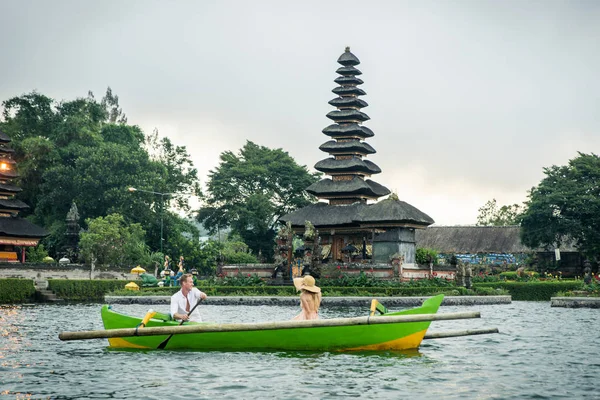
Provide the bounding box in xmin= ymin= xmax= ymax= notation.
xmin=59 ymin=294 xmax=499 ymax=351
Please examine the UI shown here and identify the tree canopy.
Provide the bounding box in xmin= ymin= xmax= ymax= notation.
xmin=198 ymin=140 xmax=319 ymax=261
xmin=477 ymin=199 xmax=524 ymax=226
xmin=0 ymin=89 xmax=200 ymax=259
xmin=79 ymin=213 xmax=148 ymax=266
xmin=520 ymin=152 xmax=600 ymax=261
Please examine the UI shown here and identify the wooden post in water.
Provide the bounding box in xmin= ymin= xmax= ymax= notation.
xmin=424 ymin=327 xmax=499 ymax=339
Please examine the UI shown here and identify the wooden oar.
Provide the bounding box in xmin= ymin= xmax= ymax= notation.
xmin=369 ymin=299 xmax=389 ymax=316
xmin=59 ymin=311 xmax=481 ymax=341
xmin=157 ymin=297 xmax=203 ymax=349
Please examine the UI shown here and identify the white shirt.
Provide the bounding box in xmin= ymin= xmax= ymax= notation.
xmin=170 ymin=287 xmax=204 ymax=322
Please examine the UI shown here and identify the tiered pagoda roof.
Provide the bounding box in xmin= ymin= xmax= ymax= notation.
xmin=0 ymin=128 xmax=47 ymax=246
xmin=280 ymin=48 xmax=434 ymax=232
xmin=305 ymin=47 xmax=391 ymax=205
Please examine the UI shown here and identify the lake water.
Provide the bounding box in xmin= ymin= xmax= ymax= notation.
xmin=1 ymin=301 xmax=599 ymax=399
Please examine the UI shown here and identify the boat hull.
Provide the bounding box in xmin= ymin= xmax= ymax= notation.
xmin=101 ymin=294 xmax=444 ymax=351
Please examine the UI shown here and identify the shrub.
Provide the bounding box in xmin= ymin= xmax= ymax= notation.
xmin=48 ymin=279 xmax=128 ymax=301
xmin=416 ymin=248 xmax=439 ymax=265
xmin=474 ymin=281 xmax=584 ymax=301
xmin=499 ymin=271 xmax=518 ymax=280
xmin=27 ymin=244 xmax=49 ymax=263
xmin=0 ymin=279 xmax=35 ymax=304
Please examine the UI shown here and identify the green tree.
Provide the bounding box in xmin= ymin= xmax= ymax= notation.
xmin=1 ymin=89 xmax=200 ymax=257
xmin=26 ymin=244 xmax=49 ymax=262
xmin=79 ymin=213 xmax=148 ymax=266
xmin=477 ymin=199 xmax=524 ymax=226
xmin=222 ymin=234 xmax=259 ymax=264
xmin=415 ymin=248 xmax=439 ymax=265
xmin=198 ymin=141 xmax=319 ymax=261
xmin=520 ymin=152 xmax=600 ymax=261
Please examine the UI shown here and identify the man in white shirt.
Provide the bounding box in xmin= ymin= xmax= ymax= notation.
xmin=170 ymin=273 xmax=207 ymax=322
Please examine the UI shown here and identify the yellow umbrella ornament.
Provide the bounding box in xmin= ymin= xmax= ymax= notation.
xmin=124 ymin=281 xmax=140 ymax=291
xmin=131 ymin=265 xmax=146 ymax=275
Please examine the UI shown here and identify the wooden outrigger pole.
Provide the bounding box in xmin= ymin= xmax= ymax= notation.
xmin=60 ymin=311 xmax=482 ymax=341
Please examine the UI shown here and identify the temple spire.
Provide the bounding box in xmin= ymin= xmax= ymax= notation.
xmin=305 ymin=47 xmax=390 ymax=205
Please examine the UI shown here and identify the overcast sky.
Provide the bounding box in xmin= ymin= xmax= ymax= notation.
xmin=1 ymin=0 xmax=599 ymax=225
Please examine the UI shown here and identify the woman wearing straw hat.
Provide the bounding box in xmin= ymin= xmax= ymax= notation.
xmin=292 ymin=275 xmax=322 ymax=320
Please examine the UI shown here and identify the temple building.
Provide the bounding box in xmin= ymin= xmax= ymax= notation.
xmin=0 ymin=129 xmax=47 ymax=262
xmin=280 ymin=47 xmax=434 ymax=266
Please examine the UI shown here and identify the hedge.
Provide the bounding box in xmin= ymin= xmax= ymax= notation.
xmin=0 ymin=279 xmax=35 ymax=304
xmin=48 ymin=279 xmax=129 ymax=301
xmin=109 ymin=285 xmax=460 ymax=297
xmin=474 ymin=281 xmax=584 ymax=301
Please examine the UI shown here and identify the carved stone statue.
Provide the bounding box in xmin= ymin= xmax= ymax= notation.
xmin=583 ymin=260 xmax=592 ymax=284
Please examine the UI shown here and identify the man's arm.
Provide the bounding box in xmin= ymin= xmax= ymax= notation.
xmin=170 ymin=295 xmax=180 ymax=320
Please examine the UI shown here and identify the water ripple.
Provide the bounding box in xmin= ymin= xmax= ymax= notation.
xmin=1 ymin=302 xmax=600 ymax=399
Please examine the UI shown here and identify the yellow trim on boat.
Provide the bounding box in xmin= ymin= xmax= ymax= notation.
xmin=108 ymin=337 xmax=151 ymax=349
xmin=343 ymin=329 xmax=427 ymax=351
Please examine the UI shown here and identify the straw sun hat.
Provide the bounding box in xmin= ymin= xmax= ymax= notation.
xmin=299 ymin=275 xmax=321 ymax=293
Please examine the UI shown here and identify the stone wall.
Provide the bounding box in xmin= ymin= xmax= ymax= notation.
xmin=221 ymin=262 xmax=456 ymax=281
xmin=0 ymin=263 xmax=138 ymax=281
xmin=1 ymin=262 xmax=457 ymax=282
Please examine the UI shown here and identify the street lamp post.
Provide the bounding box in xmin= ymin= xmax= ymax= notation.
xmin=128 ymin=187 xmax=172 ymax=254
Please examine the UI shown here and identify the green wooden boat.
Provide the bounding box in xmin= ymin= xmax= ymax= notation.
xmin=100 ymin=294 xmax=445 ymax=351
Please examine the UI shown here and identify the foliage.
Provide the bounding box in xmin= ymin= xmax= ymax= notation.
xmin=79 ymin=213 xmax=148 ymax=266
xmin=26 ymin=244 xmax=49 ymax=262
xmin=498 ymin=271 xmax=518 ymax=280
xmin=474 ymin=281 xmax=583 ymax=301
xmin=186 ymin=239 xmax=222 ymax=276
xmin=111 ymin=285 xmax=466 ymax=297
xmin=47 ymin=279 xmax=127 ymax=301
xmin=318 ymin=267 xmax=455 ymax=288
xmin=520 ymin=152 xmax=600 ymax=261
xmin=0 ymin=279 xmax=36 ymax=303
xmin=198 ymin=141 xmax=319 ymax=261
xmin=221 ymin=235 xmax=259 ymax=264
xmin=415 ymin=248 xmax=439 ymax=265
xmin=477 ymin=198 xmax=524 ymax=226
xmin=0 ymin=89 xmax=200 ymax=257
xmin=207 ymin=273 xmax=266 ymax=286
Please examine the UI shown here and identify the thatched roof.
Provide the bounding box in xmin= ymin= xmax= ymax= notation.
xmin=280 ymin=199 xmax=433 ymax=229
xmin=332 ymin=86 xmax=367 ymax=96
xmin=0 ymin=199 xmax=29 ymax=211
xmin=0 ymin=129 xmax=11 ymax=143
xmin=0 ymin=183 xmax=22 ymax=193
xmin=306 ymin=177 xmax=390 ymax=198
xmin=356 ymin=198 xmax=434 ymax=225
xmin=0 ymin=145 xmax=15 ymax=154
xmin=314 ymin=158 xmax=381 ymax=174
xmin=0 ymin=217 xmax=48 ymax=237
xmin=336 ymin=66 xmax=362 ymax=76
xmin=337 ymin=47 xmax=360 ymax=66
xmin=0 ymin=169 xmax=19 ymax=179
xmin=326 ymin=109 xmax=370 ymax=122
xmin=280 ymin=202 xmax=364 ymax=227
xmin=334 ymin=76 xmax=364 ymax=86
xmin=328 ymin=97 xmax=368 ymax=109
xmin=322 ymin=123 xmax=373 ymax=138
xmin=415 ymin=226 xmax=578 ymax=253
xmin=319 ymin=140 xmax=375 ymax=155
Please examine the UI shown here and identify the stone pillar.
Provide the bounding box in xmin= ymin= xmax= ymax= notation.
xmin=373 ymin=228 xmax=416 ymax=266
xmin=465 ymin=267 xmax=472 ymax=289
xmin=456 ymin=263 xmax=465 ymax=287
